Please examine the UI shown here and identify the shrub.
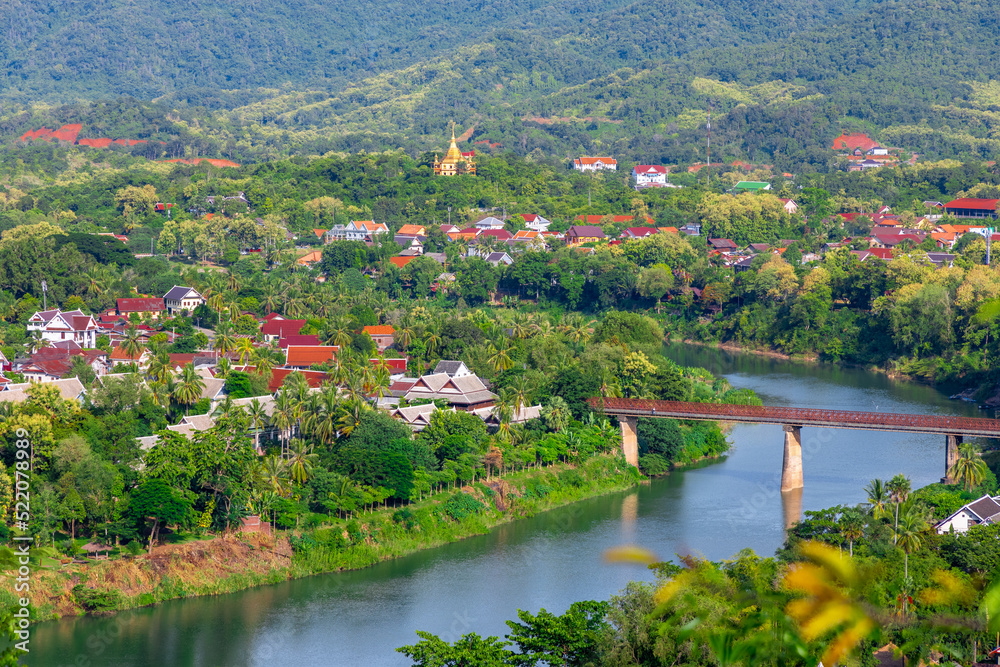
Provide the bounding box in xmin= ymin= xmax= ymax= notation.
xmin=444 ymin=492 xmax=485 ymax=521
xmin=125 ymin=540 xmax=144 ymax=557
xmin=558 ymin=469 xmax=586 ymax=488
xmin=72 ymin=585 xmax=124 ymax=613
xmin=639 ymin=453 xmax=670 ymax=476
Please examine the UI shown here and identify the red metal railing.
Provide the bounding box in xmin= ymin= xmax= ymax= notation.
xmin=587 ymin=398 xmax=1000 ymax=437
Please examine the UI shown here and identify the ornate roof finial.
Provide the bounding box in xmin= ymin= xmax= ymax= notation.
xmin=451 ymin=121 xmax=456 ymax=142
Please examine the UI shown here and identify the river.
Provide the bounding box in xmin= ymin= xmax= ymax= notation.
xmin=25 ymin=344 xmax=987 ymax=666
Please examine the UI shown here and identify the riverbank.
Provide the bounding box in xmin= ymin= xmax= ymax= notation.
xmin=11 ymin=455 xmax=642 ymax=622
xmin=679 ymin=338 xmax=819 ymax=363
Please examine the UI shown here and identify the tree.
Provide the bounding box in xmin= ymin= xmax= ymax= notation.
xmin=128 ymin=478 xmax=192 ymax=553
xmin=504 ymin=600 xmax=609 ymax=667
xmin=637 ymin=265 xmax=674 ymax=312
xmin=894 ymin=504 xmax=928 ymax=614
xmin=397 ymin=631 xmax=516 ymax=666
xmin=864 ymin=478 xmax=890 ymax=520
xmin=949 ymin=443 xmax=989 ymax=492
xmin=287 ymin=440 xmax=319 ymax=485
xmin=886 ymin=474 xmax=911 ymax=543
xmin=173 ymin=363 xmax=206 ymax=415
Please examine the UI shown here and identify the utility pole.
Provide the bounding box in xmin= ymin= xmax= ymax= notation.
xmin=988 ymin=227 xmax=994 ymax=266
xmin=41 ymin=280 xmax=47 ymax=311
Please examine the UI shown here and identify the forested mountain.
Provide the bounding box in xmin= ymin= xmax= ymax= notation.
xmin=3 ymin=0 xmax=1000 ymax=169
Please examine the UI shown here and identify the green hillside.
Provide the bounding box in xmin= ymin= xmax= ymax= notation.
xmin=3 ymin=0 xmax=1000 ymax=169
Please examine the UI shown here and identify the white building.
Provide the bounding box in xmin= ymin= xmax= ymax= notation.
xmin=163 ymin=286 xmax=205 ymax=315
xmin=474 ymin=216 xmax=506 ymax=230
xmin=573 ymin=157 xmax=617 ymax=172
xmin=935 ymin=495 xmax=1000 ymax=534
xmin=326 ymin=220 xmax=389 ymax=242
xmin=27 ymin=310 xmax=98 ymax=348
xmin=632 ymin=165 xmax=668 ymax=187
xmin=521 ymin=214 xmax=551 ymax=232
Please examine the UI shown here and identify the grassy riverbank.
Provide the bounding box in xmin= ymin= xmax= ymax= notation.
xmin=5 ymin=455 xmax=642 ymax=621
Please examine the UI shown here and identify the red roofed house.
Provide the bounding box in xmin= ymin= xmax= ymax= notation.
xmin=117 ymin=298 xmax=166 ymax=320
xmin=277 ymin=335 xmax=322 ymax=349
xmin=390 ymin=256 xmax=417 ymax=269
xmin=27 ymin=310 xmax=98 ymax=348
xmin=573 ymin=157 xmax=617 ymax=172
xmin=362 ymin=325 xmax=396 ymax=352
xmin=521 ymin=214 xmax=551 ymax=231
xmin=371 ymin=357 xmax=408 ymax=374
xmin=261 ymin=318 xmax=306 ymax=342
xmin=779 ymin=199 xmax=798 ymax=214
xmin=631 ymin=165 xmax=668 ymax=187
xmin=566 ymin=226 xmax=607 ymax=247
xmin=944 ymin=198 xmax=999 ymax=220
xmin=622 ymin=227 xmax=659 ymax=240
xmin=832 ymin=132 xmax=880 ymax=153
xmin=285 ymin=346 xmax=339 ymax=369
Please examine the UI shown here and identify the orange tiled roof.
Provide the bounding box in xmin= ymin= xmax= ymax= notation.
xmin=363 ymin=325 xmax=396 ymax=336
xmin=397 ymin=224 xmax=426 ymax=235
xmin=285 ymin=345 xmax=339 ymax=366
xmin=390 ymin=256 xmax=416 ymax=268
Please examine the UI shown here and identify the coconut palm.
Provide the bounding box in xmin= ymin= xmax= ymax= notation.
xmin=337 ymin=397 xmax=368 ymax=437
xmin=424 ymin=325 xmax=442 ymax=358
xmin=863 ymin=478 xmax=890 ymax=520
xmin=839 ymin=510 xmax=865 ymax=557
xmin=487 ymin=341 xmax=514 ymax=373
xmin=949 ymin=443 xmax=989 ymax=492
xmin=213 ymin=322 xmax=237 ymax=359
xmin=247 ymin=398 xmax=269 ymax=453
xmin=895 ymin=503 xmax=929 ymax=614
xmin=259 ymin=456 xmax=290 ymax=496
xmin=215 ymin=356 xmax=233 ymax=379
xmin=251 ymin=349 xmax=275 ymax=381
xmin=287 ymin=440 xmax=319 ymax=485
xmin=173 ymin=363 xmax=206 ymax=415
xmin=395 ymin=317 xmax=415 ymax=349
xmin=235 ymin=337 xmax=255 ymax=365
xmin=272 ymin=390 xmax=297 ymax=458
xmin=886 ymin=474 xmax=911 ymax=543
xmin=120 ymin=325 xmax=144 ymax=361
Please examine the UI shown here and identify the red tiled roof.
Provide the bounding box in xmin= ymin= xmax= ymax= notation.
xmin=363 ymin=325 xmax=395 ymax=336
xmin=277 ymin=335 xmax=321 ymax=349
xmin=371 ymin=357 xmax=407 ymax=372
xmin=390 ymin=256 xmax=416 ymax=268
xmin=250 ymin=367 xmax=330 ymax=393
xmin=478 ymin=229 xmax=512 ymax=240
xmin=285 ymin=345 xmax=339 ymax=367
xmin=261 ymin=319 xmax=306 ymax=337
xmin=832 ymin=132 xmax=879 ymax=152
xmin=624 ymin=227 xmax=658 ymax=237
xmin=117 ymin=298 xmax=165 ymax=313
xmin=633 ymin=165 xmax=667 ymax=174
xmin=944 ymin=198 xmax=999 ymax=211
xmin=110 ymin=346 xmax=144 ymax=361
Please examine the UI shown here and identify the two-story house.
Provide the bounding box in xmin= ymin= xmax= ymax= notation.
xmin=632 ymin=165 xmax=668 ymax=187
xmin=163 ymin=286 xmax=205 ymax=315
xmin=27 ymin=309 xmax=98 ymax=348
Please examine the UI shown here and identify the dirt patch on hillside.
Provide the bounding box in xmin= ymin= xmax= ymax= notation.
xmin=24 ymin=533 xmax=293 ymax=618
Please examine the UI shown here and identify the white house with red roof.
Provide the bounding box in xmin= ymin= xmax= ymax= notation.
xmin=573 ymin=157 xmax=617 ymax=172
xmin=521 ymin=214 xmax=551 ymax=232
xmin=779 ymin=199 xmax=798 ymax=214
xmin=27 ymin=309 xmax=98 ymax=348
xmin=622 ymin=227 xmax=659 ymax=240
xmin=631 ymin=165 xmax=668 ymax=187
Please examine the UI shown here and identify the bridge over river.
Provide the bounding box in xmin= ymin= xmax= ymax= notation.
xmin=589 ymin=398 xmax=1000 ymax=492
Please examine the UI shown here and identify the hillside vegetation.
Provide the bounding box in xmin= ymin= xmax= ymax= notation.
xmin=2 ymin=0 xmax=1000 ymax=169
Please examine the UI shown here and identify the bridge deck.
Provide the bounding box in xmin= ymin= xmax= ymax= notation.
xmin=589 ymin=398 xmax=1000 ymax=438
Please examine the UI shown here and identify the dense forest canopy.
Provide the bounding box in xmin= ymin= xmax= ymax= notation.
xmin=2 ymin=0 xmax=1000 ymax=169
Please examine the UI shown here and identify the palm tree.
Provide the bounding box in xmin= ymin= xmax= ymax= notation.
xmin=839 ymin=510 xmax=864 ymax=557
xmin=272 ymin=390 xmax=296 ymax=458
xmin=337 ymin=397 xmax=368 ymax=437
xmin=949 ymin=443 xmax=989 ymax=492
xmin=864 ymin=478 xmax=890 ymax=520
xmin=895 ymin=504 xmax=929 ymax=614
xmin=120 ymin=325 xmax=144 ymax=361
xmin=260 ymin=456 xmax=290 ymax=496
xmin=247 ymin=398 xmax=269 ymax=454
xmin=287 ymin=440 xmax=319 ymax=485
xmin=396 ymin=317 xmax=415 ymax=349
xmin=236 ymin=337 xmax=255 ymax=365
xmin=424 ymin=325 xmax=442 ymax=358
xmin=173 ymin=363 xmax=206 ymax=415
xmin=487 ymin=341 xmax=514 ymax=373
xmin=886 ymin=474 xmax=911 ymax=543
xmin=213 ymin=322 xmax=237 ymax=360
xmin=215 ymin=356 xmax=233 ymax=379
xmin=251 ymin=349 xmax=275 ymax=381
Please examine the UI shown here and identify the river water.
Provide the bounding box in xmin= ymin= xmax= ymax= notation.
xmin=26 ymin=344 xmax=987 ymax=666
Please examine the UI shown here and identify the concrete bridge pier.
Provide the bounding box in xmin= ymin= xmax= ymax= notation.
xmin=620 ymin=417 xmax=639 ymax=468
xmin=780 ymin=425 xmax=804 ymax=493
xmin=943 ymin=434 xmax=962 ymax=484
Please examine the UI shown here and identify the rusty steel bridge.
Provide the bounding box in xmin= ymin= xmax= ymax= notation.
xmin=587 ymin=398 xmax=1000 ymax=492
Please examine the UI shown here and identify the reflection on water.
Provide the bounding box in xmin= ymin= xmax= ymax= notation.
xmin=26 ymin=343 xmax=990 ymax=667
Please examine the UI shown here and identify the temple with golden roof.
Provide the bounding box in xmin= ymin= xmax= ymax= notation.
xmin=433 ymin=125 xmax=476 ymax=176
